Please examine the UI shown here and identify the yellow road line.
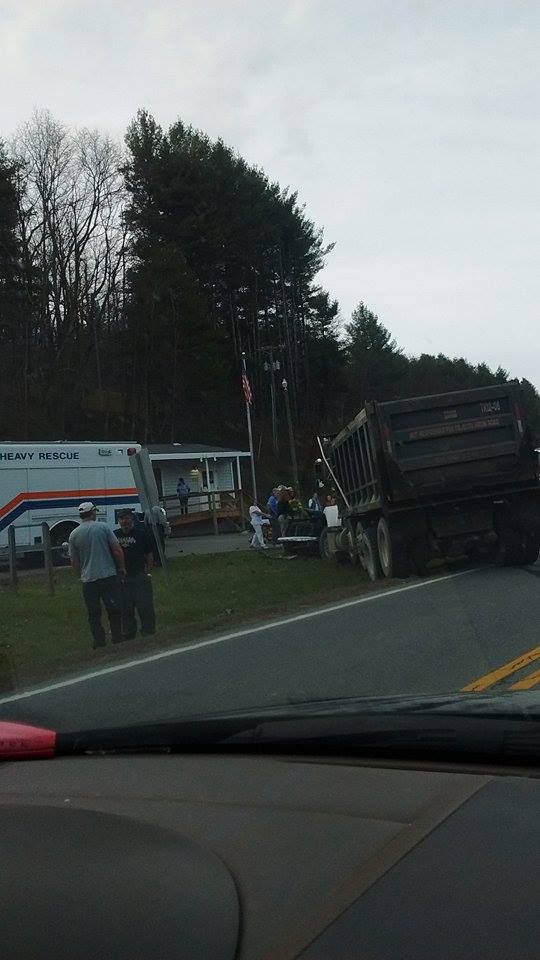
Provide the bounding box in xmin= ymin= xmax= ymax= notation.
xmin=510 ymin=668 xmax=540 ymax=691
xmin=462 ymin=645 xmax=540 ymax=692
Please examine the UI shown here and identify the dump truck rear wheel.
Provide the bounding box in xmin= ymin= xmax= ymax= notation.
xmin=497 ymin=521 xmax=525 ymax=565
xmin=523 ymin=532 xmax=540 ymax=565
xmin=319 ymin=528 xmax=336 ymax=561
xmin=357 ymin=523 xmax=381 ymax=581
xmin=377 ymin=517 xmax=411 ymax=579
xmin=410 ymin=539 xmax=429 ymax=576
xmin=345 ymin=524 xmax=359 ymax=565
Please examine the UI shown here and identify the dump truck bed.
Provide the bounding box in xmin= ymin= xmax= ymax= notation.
xmin=330 ymin=383 xmax=538 ymax=510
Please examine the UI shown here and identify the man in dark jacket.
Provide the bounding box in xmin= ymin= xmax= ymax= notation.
xmin=265 ymin=487 xmax=281 ymax=544
xmin=276 ymin=487 xmax=291 ymax=537
xmin=114 ymin=509 xmax=156 ymax=639
xmin=176 ymin=478 xmax=190 ymax=515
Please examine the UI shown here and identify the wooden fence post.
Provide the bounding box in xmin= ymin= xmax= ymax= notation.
xmin=7 ymin=526 xmax=17 ymax=589
xmin=41 ymin=522 xmax=55 ymax=597
xmin=210 ymin=491 xmax=219 ymax=536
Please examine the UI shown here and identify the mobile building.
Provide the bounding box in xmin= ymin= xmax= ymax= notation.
xmin=148 ymin=443 xmax=250 ymax=520
xmin=0 ymin=442 xmax=141 ymax=558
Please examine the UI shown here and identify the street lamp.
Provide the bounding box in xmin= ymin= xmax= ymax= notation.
xmin=282 ymin=377 xmax=300 ymax=494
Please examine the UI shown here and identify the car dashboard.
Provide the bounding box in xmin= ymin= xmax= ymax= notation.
xmin=1 ymin=752 xmax=539 ymax=959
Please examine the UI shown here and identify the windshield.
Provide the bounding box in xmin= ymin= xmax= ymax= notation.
xmin=1 ymin=2 xmax=540 ymax=740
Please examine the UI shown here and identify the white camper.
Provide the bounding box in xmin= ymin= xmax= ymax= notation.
xmin=0 ymin=442 xmax=141 ymax=559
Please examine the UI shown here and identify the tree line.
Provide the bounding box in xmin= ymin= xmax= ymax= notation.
xmin=1 ymin=109 xmax=538 ymax=483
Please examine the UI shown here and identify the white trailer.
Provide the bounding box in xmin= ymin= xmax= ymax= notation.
xmin=0 ymin=442 xmax=141 ymax=559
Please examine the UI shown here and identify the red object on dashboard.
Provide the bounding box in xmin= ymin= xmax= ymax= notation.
xmin=0 ymin=721 xmax=56 ymax=759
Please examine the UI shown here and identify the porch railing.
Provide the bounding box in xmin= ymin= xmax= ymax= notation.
xmin=162 ymin=488 xmax=249 ymax=535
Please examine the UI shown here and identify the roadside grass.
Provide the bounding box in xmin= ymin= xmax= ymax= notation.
xmin=0 ymin=551 xmax=371 ymax=689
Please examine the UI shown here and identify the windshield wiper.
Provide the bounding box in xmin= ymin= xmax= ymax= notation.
xmin=3 ymin=694 xmax=540 ymax=763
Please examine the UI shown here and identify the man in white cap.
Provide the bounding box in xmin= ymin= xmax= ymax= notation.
xmin=68 ymin=502 xmax=127 ymax=648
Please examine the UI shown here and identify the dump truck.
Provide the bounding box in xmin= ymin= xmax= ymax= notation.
xmin=282 ymin=382 xmax=540 ymax=579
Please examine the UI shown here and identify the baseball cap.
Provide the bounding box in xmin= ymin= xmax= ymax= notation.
xmin=118 ymin=508 xmax=135 ymax=519
xmin=78 ymin=501 xmax=96 ymax=515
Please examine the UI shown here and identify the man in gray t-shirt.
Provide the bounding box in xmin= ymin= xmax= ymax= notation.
xmin=69 ymin=502 xmax=126 ymax=648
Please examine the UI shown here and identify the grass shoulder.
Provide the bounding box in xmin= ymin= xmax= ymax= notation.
xmin=1 ymin=551 xmax=377 ymax=689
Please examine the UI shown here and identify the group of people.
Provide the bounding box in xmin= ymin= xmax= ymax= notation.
xmin=248 ymin=485 xmax=337 ymax=549
xmin=68 ymin=502 xmax=157 ymax=649
xmin=69 ymin=482 xmax=337 ymax=641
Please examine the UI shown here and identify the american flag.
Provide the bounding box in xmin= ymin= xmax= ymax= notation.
xmin=242 ymin=370 xmax=253 ymax=405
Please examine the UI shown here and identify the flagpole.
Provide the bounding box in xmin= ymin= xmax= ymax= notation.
xmin=242 ymin=352 xmax=258 ymax=501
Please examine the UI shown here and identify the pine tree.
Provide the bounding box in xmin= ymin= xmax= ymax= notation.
xmin=344 ymin=303 xmax=407 ymax=410
xmin=122 ymin=110 xmax=335 ymax=444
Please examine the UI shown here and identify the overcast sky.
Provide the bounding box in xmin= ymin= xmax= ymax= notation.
xmin=1 ymin=0 xmax=539 ymax=386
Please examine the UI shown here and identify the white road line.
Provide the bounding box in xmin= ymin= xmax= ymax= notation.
xmin=0 ymin=568 xmax=477 ymax=705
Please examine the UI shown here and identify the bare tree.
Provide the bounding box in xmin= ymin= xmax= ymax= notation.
xmin=12 ymin=110 xmax=127 ymax=432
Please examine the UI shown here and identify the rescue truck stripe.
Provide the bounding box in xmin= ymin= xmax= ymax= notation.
xmin=0 ymin=489 xmax=139 ymax=532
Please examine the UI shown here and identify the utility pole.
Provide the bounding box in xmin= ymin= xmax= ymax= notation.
xmin=241 ymin=352 xmax=258 ymax=502
xmin=282 ymin=377 xmax=300 ymax=494
xmin=262 ymin=347 xmax=280 ymax=456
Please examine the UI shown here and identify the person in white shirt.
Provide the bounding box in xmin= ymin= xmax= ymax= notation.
xmin=249 ymin=503 xmax=270 ymax=549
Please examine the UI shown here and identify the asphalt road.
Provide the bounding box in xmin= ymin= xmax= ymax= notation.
xmin=1 ymin=563 xmax=540 ymax=731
